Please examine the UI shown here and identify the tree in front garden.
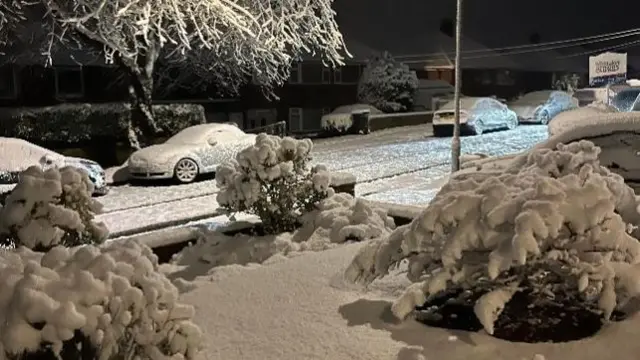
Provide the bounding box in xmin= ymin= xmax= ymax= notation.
xmin=357 ymin=52 xmax=419 ymax=113
xmin=346 ymin=141 xmax=640 ymax=340
xmin=216 ymin=134 xmax=333 ymax=234
xmin=31 ymin=0 xmax=348 ymax=149
xmin=0 ymin=0 xmax=25 ymax=48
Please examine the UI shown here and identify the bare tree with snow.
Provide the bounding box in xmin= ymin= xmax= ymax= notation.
xmin=0 ymin=0 xmax=26 ymax=49
xmin=36 ymin=0 xmax=348 ymax=148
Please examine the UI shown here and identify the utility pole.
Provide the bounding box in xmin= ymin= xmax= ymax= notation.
xmin=451 ymin=0 xmax=463 ymax=172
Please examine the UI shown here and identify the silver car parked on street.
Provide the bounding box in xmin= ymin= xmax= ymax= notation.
xmin=432 ymin=97 xmax=518 ymax=136
xmin=128 ymin=123 xmax=256 ymax=183
xmin=509 ymin=90 xmax=577 ymax=124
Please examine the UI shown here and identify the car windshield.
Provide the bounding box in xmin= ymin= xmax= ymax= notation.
xmin=438 ymin=98 xmax=480 ymax=111
xmin=511 ymin=91 xmax=553 ymax=105
xmin=612 ymin=89 xmax=640 ymax=111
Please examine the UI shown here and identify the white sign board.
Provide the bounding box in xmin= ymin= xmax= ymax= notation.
xmin=589 ymin=52 xmax=627 ymax=86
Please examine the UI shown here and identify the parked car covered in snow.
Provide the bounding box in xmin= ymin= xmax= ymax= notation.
xmin=320 ymin=104 xmax=383 ymax=132
xmin=610 ymin=87 xmax=640 ymax=112
xmin=508 ymin=90 xmax=577 ymax=124
xmin=432 ymin=97 xmax=518 ymax=136
xmin=0 ymin=138 xmax=108 ymax=195
xmin=127 ymin=123 xmax=256 ymax=183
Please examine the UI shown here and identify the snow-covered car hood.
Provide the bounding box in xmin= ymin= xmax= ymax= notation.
xmin=129 ymin=144 xmax=200 ymax=163
xmin=538 ymin=111 xmax=640 ymax=151
xmin=510 ymin=104 xmax=540 ymax=119
xmin=547 ymin=104 xmax=616 ymax=137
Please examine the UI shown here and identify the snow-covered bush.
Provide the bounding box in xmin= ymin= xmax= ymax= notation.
xmin=0 ymin=166 xmax=108 ymax=250
xmin=357 ymin=52 xmax=419 ymax=113
xmin=0 ymin=240 xmax=203 ymax=360
xmin=175 ymin=193 xmax=396 ymax=267
xmin=345 ymin=141 xmax=640 ymax=335
xmin=216 ymin=134 xmax=333 ymax=234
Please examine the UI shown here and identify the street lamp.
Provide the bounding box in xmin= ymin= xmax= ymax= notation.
xmin=451 ymin=0 xmax=463 ymax=172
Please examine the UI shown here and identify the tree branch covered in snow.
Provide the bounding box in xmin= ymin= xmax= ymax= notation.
xmin=0 ymin=166 xmax=108 ymax=250
xmin=36 ymin=0 xmax=348 ymax=147
xmin=216 ymin=134 xmax=333 ymax=234
xmin=0 ymin=240 xmax=202 ymax=359
xmin=357 ymin=52 xmax=419 ymax=113
xmin=0 ymin=0 xmax=27 ymax=48
xmin=346 ymin=141 xmax=640 ymax=334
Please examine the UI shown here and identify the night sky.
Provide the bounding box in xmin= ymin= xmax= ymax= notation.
xmin=335 ymin=0 xmax=640 ymax=53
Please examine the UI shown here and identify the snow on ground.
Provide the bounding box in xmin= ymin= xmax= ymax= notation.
xmin=98 ymin=194 xmax=219 ymax=236
xmin=315 ymin=125 xmax=547 ymax=183
xmin=100 ymin=179 xmax=218 ymax=213
xmin=167 ymin=242 xmax=635 ymax=360
xmin=312 ymin=124 xmax=433 ymax=154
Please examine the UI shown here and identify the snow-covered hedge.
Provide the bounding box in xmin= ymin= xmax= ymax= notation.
xmin=216 ymin=134 xmax=333 ymax=234
xmin=346 ymin=141 xmax=640 ymax=335
xmin=0 ymin=166 xmax=108 ymax=250
xmin=175 ymin=193 xmax=396 ymax=267
xmin=357 ymin=52 xmax=419 ymax=113
xmin=0 ymin=240 xmax=203 ymax=360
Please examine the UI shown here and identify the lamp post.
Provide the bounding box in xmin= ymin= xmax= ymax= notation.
xmin=451 ymin=0 xmax=463 ymax=172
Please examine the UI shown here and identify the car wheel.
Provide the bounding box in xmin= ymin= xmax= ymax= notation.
xmin=174 ymin=158 xmax=199 ymax=183
xmin=474 ymin=120 xmax=484 ymax=135
xmin=539 ymin=110 xmax=551 ymax=125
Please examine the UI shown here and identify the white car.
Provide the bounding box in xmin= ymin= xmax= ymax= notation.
xmin=127 ymin=123 xmax=256 ymax=183
xmin=432 ymin=97 xmax=518 ymax=136
xmin=0 ymin=138 xmax=108 ymax=195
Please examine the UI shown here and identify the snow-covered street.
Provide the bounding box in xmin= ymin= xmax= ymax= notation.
xmin=98 ymin=125 xmax=547 ymax=234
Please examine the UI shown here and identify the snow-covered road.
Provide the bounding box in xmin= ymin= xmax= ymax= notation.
xmin=100 ymin=125 xmax=548 ymax=235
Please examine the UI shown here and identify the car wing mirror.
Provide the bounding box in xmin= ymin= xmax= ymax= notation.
xmin=207 ymin=137 xmax=218 ymax=146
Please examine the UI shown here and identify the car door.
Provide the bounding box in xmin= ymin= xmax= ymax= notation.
xmin=478 ymin=98 xmax=504 ymax=129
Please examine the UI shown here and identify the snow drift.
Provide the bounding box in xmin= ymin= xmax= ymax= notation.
xmin=346 ymin=141 xmax=640 ymax=335
xmin=0 ymin=240 xmax=202 ymax=359
xmin=548 ymin=102 xmax=616 ymax=137
xmin=174 ymin=193 xmax=395 ymax=268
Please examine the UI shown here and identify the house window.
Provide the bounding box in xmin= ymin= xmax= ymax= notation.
xmin=322 ymin=68 xmax=332 ymax=84
xmin=55 ymin=66 xmax=84 ymax=98
xmin=335 ymin=66 xmax=361 ymax=84
xmin=0 ymin=65 xmax=17 ymax=99
xmin=288 ymin=63 xmax=302 ymax=84
xmin=496 ymin=70 xmax=515 ymax=86
xmin=301 ymin=63 xmax=323 ymax=84
xmin=288 ymin=107 xmax=303 ymax=132
xmin=334 ymin=68 xmax=343 ymax=84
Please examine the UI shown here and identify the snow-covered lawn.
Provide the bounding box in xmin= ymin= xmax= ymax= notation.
xmin=164 ymin=243 xmax=634 ymax=360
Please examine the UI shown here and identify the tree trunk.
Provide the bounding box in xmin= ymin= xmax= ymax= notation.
xmin=119 ymin=44 xmax=161 ymax=150
xmin=451 ymin=0 xmax=463 ymax=172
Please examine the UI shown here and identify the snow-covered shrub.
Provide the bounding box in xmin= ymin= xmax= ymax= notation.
xmin=0 ymin=240 xmax=203 ymax=360
xmin=175 ymin=193 xmax=396 ymax=267
xmin=357 ymin=52 xmax=419 ymax=113
xmin=0 ymin=166 xmax=108 ymax=250
xmin=216 ymin=134 xmax=333 ymax=234
xmin=345 ymin=140 xmax=640 ymax=335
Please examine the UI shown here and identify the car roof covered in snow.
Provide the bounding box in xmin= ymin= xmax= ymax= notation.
xmin=0 ymin=137 xmax=62 ymax=171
